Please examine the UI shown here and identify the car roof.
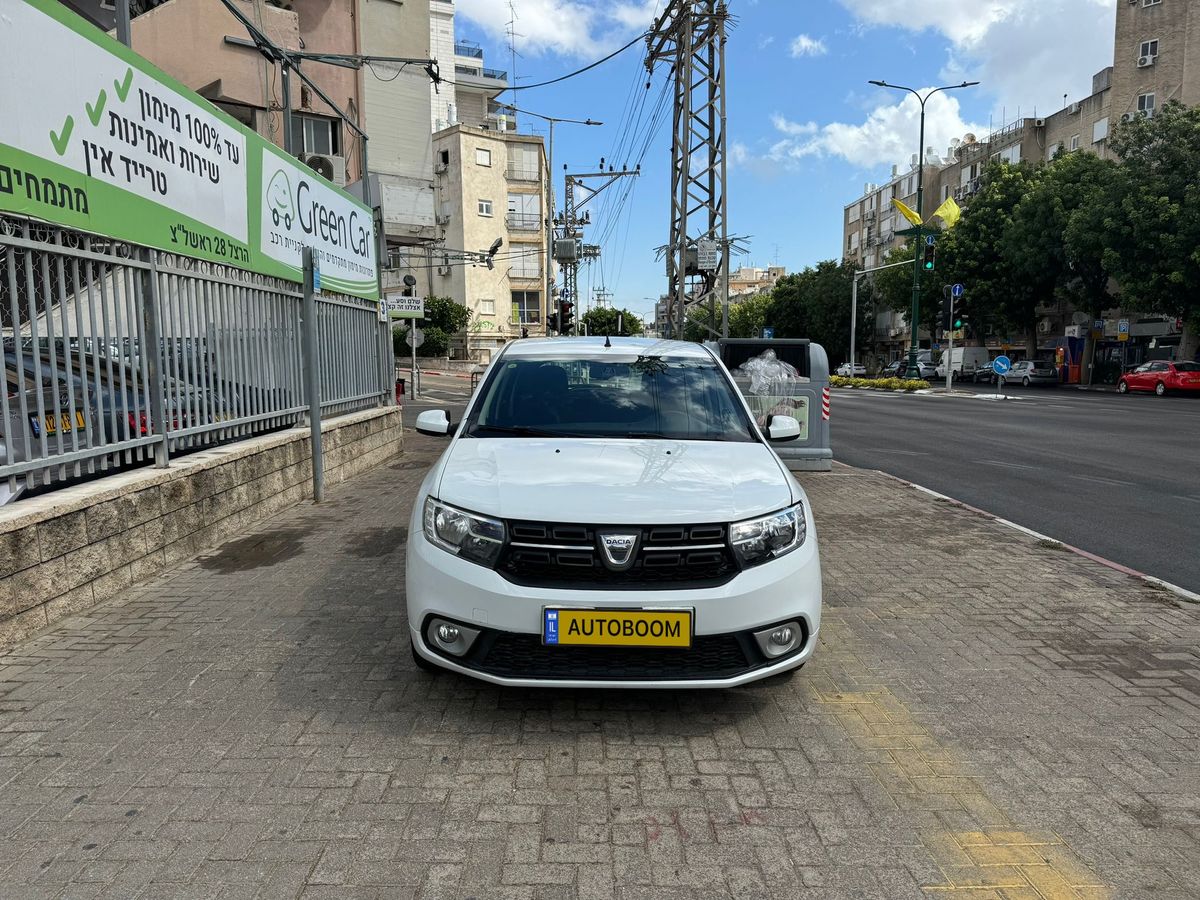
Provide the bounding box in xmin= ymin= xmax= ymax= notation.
xmin=500 ymin=337 xmax=714 ymax=360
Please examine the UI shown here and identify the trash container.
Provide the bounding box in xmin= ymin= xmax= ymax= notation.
xmin=717 ymin=339 xmax=833 ymax=472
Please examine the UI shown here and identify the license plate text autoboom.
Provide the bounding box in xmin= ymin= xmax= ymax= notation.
xmin=543 ymin=609 xmax=693 ymax=648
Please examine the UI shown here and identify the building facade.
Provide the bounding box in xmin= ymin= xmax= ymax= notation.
xmin=430 ymin=125 xmax=550 ymax=361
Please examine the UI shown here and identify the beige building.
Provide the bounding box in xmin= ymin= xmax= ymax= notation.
xmin=728 ymin=265 xmax=787 ymax=300
xmin=430 ymin=125 xmax=551 ymax=361
xmin=428 ymin=2 xmax=512 ymax=133
xmin=841 ymin=162 xmax=944 ymax=272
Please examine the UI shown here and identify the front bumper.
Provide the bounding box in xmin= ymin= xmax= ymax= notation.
xmin=405 ymin=514 xmax=822 ymax=689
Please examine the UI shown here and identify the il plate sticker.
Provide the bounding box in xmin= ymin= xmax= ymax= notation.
xmin=544 ymin=609 xmax=559 ymax=644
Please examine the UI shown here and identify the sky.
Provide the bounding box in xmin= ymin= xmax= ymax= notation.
xmin=451 ymin=0 xmax=1117 ymax=322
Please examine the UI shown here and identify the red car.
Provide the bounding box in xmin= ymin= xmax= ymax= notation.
xmin=1118 ymin=360 xmax=1200 ymax=395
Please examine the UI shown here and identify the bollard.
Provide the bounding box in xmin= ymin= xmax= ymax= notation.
xmin=396 ymin=378 xmax=405 ymax=403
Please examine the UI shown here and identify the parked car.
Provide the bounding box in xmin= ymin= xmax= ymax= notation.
xmin=880 ymin=358 xmax=936 ymax=380
xmin=936 ymin=347 xmax=991 ymax=381
xmin=406 ymin=337 xmax=822 ymax=688
xmin=973 ymin=364 xmax=997 ymax=384
xmin=1118 ymin=360 xmax=1200 ymax=396
xmin=1003 ymin=360 xmax=1058 ymax=386
xmin=880 ymin=360 xmax=905 ymax=379
xmin=836 ymin=362 xmax=866 ymax=377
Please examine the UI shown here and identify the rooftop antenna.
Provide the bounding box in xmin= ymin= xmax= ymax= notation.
xmin=506 ymin=1 xmax=523 ymax=105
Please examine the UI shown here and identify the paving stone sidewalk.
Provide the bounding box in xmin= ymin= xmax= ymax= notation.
xmin=0 ymin=432 xmax=1198 ymax=899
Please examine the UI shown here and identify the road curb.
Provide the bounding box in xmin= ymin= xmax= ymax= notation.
xmin=868 ymin=469 xmax=1200 ymax=604
xmin=415 ymin=370 xmax=475 ymax=380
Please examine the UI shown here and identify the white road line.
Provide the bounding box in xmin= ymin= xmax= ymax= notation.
xmin=866 ymin=448 xmax=928 ymax=456
xmin=979 ymin=459 xmax=1034 ymax=469
xmin=1069 ymin=473 xmax=1136 ymax=487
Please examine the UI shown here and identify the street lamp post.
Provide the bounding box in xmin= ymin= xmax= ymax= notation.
xmin=496 ymin=104 xmax=602 ymax=335
xmin=868 ymin=80 xmax=978 ymax=379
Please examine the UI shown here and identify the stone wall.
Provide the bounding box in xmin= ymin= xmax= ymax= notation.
xmin=0 ymin=407 xmax=402 ymax=648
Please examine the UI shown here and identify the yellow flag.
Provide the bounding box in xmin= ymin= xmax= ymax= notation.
xmin=932 ymin=196 xmax=962 ymax=228
xmin=891 ymin=198 xmax=923 ymax=227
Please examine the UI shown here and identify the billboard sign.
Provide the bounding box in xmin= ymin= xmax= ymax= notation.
xmin=0 ymin=0 xmax=377 ymax=299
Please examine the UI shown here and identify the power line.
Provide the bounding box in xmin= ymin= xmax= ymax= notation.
xmin=440 ymin=31 xmax=649 ymax=92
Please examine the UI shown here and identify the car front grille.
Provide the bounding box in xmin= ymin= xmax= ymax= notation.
xmin=461 ymin=630 xmax=762 ymax=681
xmin=496 ymin=521 xmax=739 ymax=590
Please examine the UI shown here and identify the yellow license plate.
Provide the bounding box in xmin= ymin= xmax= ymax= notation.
xmin=543 ymin=609 xmax=693 ymax=648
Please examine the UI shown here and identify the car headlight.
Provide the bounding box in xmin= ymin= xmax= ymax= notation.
xmin=730 ymin=503 xmax=806 ymax=568
xmin=423 ymin=497 xmax=505 ymax=567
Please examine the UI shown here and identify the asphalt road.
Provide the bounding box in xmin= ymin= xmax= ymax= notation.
xmin=831 ymin=383 xmax=1200 ymax=591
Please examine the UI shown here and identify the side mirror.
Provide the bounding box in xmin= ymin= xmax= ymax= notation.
xmin=766 ymin=414 xmax=801 ymax=442
xmin=415 ymin=409 xmax=452 ymax=436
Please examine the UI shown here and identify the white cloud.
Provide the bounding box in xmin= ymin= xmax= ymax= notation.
xmin=766 ymin=91 xmax=986 ymax=171
xmin=839 ymin=0 xmax=1115 ymax=120
xmin=454 ymin=0 xmax=663 ymax=58
xmin=789 ymin=35 xmax=828 ymax=58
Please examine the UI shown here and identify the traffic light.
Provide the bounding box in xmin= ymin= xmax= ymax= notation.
xmin=941 ymin=294 xmax=954 ymax=331
xmin=547 ymin=311 xmax=559 ymax=334
xmin=922 ymin=241 xmax=936 ymax=271
xmin=559 ymin=299 xmax=575 ymax=334
xmin=953 ymin=310 xmax=965 ymax=330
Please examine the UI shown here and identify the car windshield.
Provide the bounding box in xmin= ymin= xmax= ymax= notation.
xmin=465 ymin=354 xmax=758 ymax=442
xmin=1175 ymin=362 xmax=1200 ymax=372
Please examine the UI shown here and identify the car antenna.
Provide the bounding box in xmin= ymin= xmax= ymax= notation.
xmin=604 ymin=332 xmax=611 ymax=348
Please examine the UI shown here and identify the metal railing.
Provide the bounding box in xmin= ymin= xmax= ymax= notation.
xmin=2 ymin=215 xmax=389 ymax=502
xmin=506 ymin=166 xmax=540 ymax=182
xmin=506 ymin=212 xmax=542 ymax=231
xmin=455 ymin=43 xmax=484 ymax=59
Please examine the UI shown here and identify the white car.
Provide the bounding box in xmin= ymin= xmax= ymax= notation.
xmin=836 ymin=362 xmax=866 ymax=377
xmin=406 ymin=337 xmax=823 ymax=688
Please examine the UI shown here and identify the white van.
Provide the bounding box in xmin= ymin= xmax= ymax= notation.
xmin=936 ymin=347 xmax=991 ymax=380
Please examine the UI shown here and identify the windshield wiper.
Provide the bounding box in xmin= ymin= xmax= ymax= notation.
xmin=625 ymin=431 xmax=672 ymax=439
xmin=470 ymin=424 xmax=581 ymax=438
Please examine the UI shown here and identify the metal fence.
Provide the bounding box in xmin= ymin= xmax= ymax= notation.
xmin=2 ymin=214 xmax=391 ymax=503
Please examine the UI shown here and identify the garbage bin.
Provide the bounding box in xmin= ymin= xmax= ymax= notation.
xmin=396 ymin=378 xmax=405 ymax=403
xmin=717 ymin=339 xmax=833 ymax=472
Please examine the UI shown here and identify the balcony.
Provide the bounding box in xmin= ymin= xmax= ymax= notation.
xmin=506 ymin=212 xmax=542 ymax=232
xmin=455 ymin=42 xmax=484 ymax=60
xmin=507 ymin=165 xmax=540 ymax=182
xmin=482 ymin=68 xmax=508 ymax=81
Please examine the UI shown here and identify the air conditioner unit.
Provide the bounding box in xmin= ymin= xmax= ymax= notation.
xmin=1137 ymin=55 xmax=1155 ymax=68
xmin=1122 ymin=112 xmax=1135 ymax=122
xmin=437 ymin=265 xmax=451 ymax=277
xmin=865 ymin=210 xmax=877 ymax=222
xmin=1038 ymin=318 xmax=1053 ymax=334
xmin=1033 ymin=118 xmax=1046 ymax=127
xmin=434 ymin=162 xmax=448 ymax=175
xmin=1068 ymin=102 xmax=1081 ymax=114
xmin=302 ymin=153 xmax=347 ymax=187
xmin=435 ymin=213 xmax=450 ymax=226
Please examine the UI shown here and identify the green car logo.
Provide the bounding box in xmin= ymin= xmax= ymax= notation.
xmin=266 ymin=170 xmax=295 ymax=229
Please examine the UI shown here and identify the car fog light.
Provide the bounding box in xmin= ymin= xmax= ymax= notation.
xmin=770 ymin=626 xmax=794 ymax=647
xmin=753 ymin=620 xmax=803 ymax=659
xmin=426 ymin=619 xmax=481 ymax=658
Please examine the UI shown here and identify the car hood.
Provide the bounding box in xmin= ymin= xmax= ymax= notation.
xmin=434 ymin=438 xmax=794 ymax=524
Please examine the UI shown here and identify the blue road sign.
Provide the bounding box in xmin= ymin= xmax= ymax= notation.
xmin=992 ymin=355 xmax=1012 ymax=376
xmin=925 ymin=234 xmax=937 ymax=246
xmin=951 ymin=283 xmax=965 ymax=298
xmin=762 ymin=327 xmax=775 ymax=340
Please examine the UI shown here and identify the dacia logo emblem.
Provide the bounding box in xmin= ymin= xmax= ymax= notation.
xmin=597 ymin=531 xmax=640 ymax=571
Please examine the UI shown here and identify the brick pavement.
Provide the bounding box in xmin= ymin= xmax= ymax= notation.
xmin=0 ymin=432 xmax=1198 ymax=899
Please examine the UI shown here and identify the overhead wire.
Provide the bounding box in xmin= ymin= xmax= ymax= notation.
xmin=439 ymin=31 xmax=649 ymax=92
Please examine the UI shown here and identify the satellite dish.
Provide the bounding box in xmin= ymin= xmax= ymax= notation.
xmin=403 ymin=274 xmax=418 ymax=288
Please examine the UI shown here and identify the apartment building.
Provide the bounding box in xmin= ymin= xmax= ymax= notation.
xmin=842 ymin=0 xmax=1199 ymax=365
xmin=431 ymin=125 xmax=550 ymax=361
xmin=429 ymin=2 xmax=512 ymax=132
xmin=729 ymin=266 xmax=788 ymax=300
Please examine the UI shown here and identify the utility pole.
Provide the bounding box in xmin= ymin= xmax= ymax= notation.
xmin=554 ymin=167 xmax=638 ymax=335
xmin=494 ymin=105 xmax=602 ymax=334
xmin=647 ymin=1 xmax=731 ymax=341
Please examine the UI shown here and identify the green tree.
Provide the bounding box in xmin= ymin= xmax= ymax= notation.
xmin=1094 ymin=101 xmax=1200 ymax=360
xmin=394 ymin=324 xmax=450 ymax=358
xmin=728 ymin=292 xmax=772 ymax=338
xmin=941 ymin=161 xmax=1044 ymax=351
xmin=871 ymin=241 xmax=942 ymax=340
xmin=581 ymin=307 xmax=644 ymax=336
xmin=423 ymin=295 xmax=470 ymax=334
xmin=761 ymin=262 xmax=870 ymax=366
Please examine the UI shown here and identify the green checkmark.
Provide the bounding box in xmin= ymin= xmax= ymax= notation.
xmin=50 ymin=115 xmax=74 ymax=156
xmin=113 ymin=67 xmax=133 ymax=102
xmin=86 ymin=89 xmax=107 ymax=127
